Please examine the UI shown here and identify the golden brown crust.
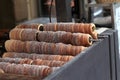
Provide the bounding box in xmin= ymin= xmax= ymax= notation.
xmin=91 ymin=31 xmax=98 ymax=39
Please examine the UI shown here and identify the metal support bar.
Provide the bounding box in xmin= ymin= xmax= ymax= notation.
xmin=55 ymin=0 xmax=72 ymax=22
xmin=113 ymin=30 xmax=120 ymax=80
xmin=102 ymin=30 xmax=120 ymax=80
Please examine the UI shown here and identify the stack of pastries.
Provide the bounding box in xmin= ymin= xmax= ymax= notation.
xmin=0 ymin=23 xmax=98 ymax=79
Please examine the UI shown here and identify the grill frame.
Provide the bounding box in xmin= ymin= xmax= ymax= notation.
xmin=44 ymin=29 xmax=120 ymax=80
